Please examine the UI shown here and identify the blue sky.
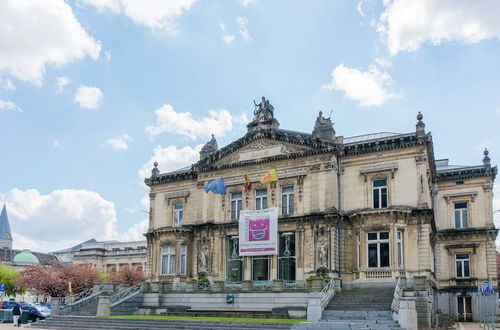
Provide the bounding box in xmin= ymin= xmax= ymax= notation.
xmin=0 ymin=0 xmax=499 ymax=252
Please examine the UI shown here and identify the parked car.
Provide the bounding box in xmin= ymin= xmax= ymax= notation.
xmin=33 ymin=304 xmax=50 ymax=318
xmin=20 ymin=305 xmax=46 ymax=322
xmin=1 ymin=300 xmax=19 ymax=309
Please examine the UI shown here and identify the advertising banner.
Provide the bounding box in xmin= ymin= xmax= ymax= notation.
xmin=239 ymin=208 xmax=278 ymax=256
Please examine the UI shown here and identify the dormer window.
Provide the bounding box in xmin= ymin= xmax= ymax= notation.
xmin=373 ymin=179 xmax=388 ymax=209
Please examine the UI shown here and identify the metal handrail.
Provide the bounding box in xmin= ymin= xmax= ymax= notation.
xmin=391 ymin=277 xmax=402 ymax=312
xmin=61 ymin=283 xmax=107 ymax=309
xmin=319 ymin=278 xmax=337 ymax=308
xmin=110 ymin=282 xmax=144 ymax=306
xmin=197 ymin=282 xmax=213 ymax=291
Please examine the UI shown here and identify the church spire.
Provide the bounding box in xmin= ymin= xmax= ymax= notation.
xmin=0 ymin=205 xmax=13 ymax=250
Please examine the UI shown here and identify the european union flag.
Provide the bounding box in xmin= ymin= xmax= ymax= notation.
xmin=204 ymin=177 xmax=226 ymax=194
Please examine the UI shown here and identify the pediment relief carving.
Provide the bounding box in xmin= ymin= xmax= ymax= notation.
xmin=213 ymin=139 xmax=311 ymax=166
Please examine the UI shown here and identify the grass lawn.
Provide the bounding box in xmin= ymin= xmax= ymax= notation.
xmin=100 ymin=315 xmax=307 ymax=323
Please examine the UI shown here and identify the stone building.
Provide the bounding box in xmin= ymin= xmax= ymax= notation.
xmin=51 ymin=239 xmax=147 ymax=273
xmin=144 ymin=98 xmax=497 ymax=322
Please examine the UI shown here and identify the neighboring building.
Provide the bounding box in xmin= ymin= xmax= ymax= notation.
xmin=143 ymin=98 xmax=497 ymax=322
xmin=0 ymin=205 xmax=57 ymax=268
xmin=51 ymin=239 xmax=147 ymax=273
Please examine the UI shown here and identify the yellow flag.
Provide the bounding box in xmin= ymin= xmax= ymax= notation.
xmin=259 ymin=168 xmax=278 ymax=184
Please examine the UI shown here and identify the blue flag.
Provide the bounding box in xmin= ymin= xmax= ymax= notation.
xmin=204 ymin=177 xmax=226 ymax=194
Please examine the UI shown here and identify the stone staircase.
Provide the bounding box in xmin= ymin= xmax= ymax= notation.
xmin=29 ymin=316 xmax=296 ymax=329
xmin=325 ymin=287 xmax=394 ymax=311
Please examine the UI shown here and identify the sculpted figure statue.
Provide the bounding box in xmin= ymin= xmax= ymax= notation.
xmin=253 ymin=96 xmax=274 ymax=121
xmin=319 ymin=243 xmax=328 ymax=267
xmin=315 ymin=111 xmax=331 ymax=127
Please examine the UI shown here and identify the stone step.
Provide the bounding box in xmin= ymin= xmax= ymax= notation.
xmin=322 ymin=310 xmax=392 ymax=317
xmin=31 ymin=317 xmax=294 ymax=330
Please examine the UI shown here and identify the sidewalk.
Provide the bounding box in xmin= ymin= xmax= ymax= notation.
xmin=458 ymin=322 xmax=485 ymax=329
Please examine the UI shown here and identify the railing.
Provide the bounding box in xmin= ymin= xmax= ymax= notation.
xmin=391 ymin=277 xmax=402 ymax=312
xmin=285 ymin=280 xmax=306 ymax=289
xmin=319 ymin=278 xmax=338 ymax=308
xmin=366 ymin=270 xmax=393 ymax=279
xmin=110 ymin=282 xmax=144 ymax=306
xmin=252 ymin=281 xmax=273 ymax=289
xmin=224 ymin=282 xmax=242 ymax=290
xmin=197 ymin=282 xmax=213 ymax=291
xmin=172 ymin=283 xmax=187 ymax=291
xmin=61 ymin=283 xmax=107 ymax=309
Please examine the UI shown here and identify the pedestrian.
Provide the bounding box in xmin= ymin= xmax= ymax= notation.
xmin=12 ymin=304 xmax=21 ymax=327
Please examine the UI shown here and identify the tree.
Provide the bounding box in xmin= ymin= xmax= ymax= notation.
xmin=0 ymin=265 xmax=24 ymax=296
xmin=16 ymin=262 xmax=99 ymax=297
xmin=115 ymin=266 xmax=145 ymax=286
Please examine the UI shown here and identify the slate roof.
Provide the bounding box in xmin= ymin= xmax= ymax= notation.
xmin=0 ymin=205 xmax=12 ymax=240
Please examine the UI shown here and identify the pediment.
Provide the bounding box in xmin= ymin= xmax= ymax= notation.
xmin=191 ymin=129 xmax=338 ymax=172
xmin=213 ymin=139 xmax=312 ymax=166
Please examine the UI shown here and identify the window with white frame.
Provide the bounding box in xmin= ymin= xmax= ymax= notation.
xmin=454 ymin=202 xmax=468 ymax=228
xmin=372 ymin=179 xmax=388 ymax=209
xmin=230 ymin=192 xmax=242 ymax=220
xmin=396 ymin=231 xmax=404 ymax=268
xmin=455 ymin=254 xmax=470 ymax=278
xmin=281 ymin=186 xmax=294 ymax=215
xmin=179 ymin=245 xmax=187 ymax=275
xmin=173 ymin=203 xmax=183 ymax=226
xmin=367 ymin=232 xmax=390 ymax=268
xmin=161 ymin=246 xmax=175 ymax=275
xmin=255 ymin=189 xmax=268 ymax=210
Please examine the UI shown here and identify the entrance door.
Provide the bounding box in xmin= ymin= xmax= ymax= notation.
xmin=457 ymin=296 xmax=473 ymax=321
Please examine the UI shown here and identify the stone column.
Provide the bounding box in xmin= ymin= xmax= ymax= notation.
xmin=96 ymin=295 xmax=111 ymax=316
xmin=51 ymin=297 xmax=61 ymax=316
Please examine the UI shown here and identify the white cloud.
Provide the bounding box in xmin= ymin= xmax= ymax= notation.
xmin=219 ymin=23 xmax=235 ymax=44
xmin=379 ymin=0 xmax=500 ymax=56
xmin=52 ymin=140 xmax=60 ymax=148
xmin=0 ymin=78 xmax=15 ymax=91
xmin=1 ymin=189 xmax=118 ymax=252
xmin=104 ymin=134 xmax=132 ymax=150
xmin=236 ymin=17 xmax=251 ymax=40
xmin=104 ymin=50 xmax=112 ymax=62
xmin=0 ymin=0 xmax=101 ymax=85
xmin=138 ymin=144 xmax=202 ymax=181
xmin=322 ymin=63 xmax=401 ymax=107
xmin=80 ymin=0 xmax=196 ymax=35
xmin=145 ymin=104 xmax=242 ymax=140
xmin=117 ymin=219 xmax=148 ymax=241
xmin=0 ymin=100 xmax=22 ymax=113
xmin=56 ymin=76 xmax=70 ymax=93
xmin=74 ymin=86 xmax=103 ymax=109
xmin=240 ymin=0 xmax=254 ymax=6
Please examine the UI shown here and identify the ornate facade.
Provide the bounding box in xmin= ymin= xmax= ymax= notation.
xmin=144 ymin=98 xmax=497 ymax=321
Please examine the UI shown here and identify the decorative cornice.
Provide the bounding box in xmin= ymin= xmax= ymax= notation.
xmin=436 ymin=166 xmax=497 ymax=183
xmin=435 ymin=227 xmax=498 ymax=240
xmin=343 ymin=132 xmax=431 ymax=156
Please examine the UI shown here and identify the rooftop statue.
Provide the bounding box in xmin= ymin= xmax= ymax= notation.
xmin=315 ymin=111 xmax=332 ymax=127
xmin=312 ymin=110 xmax=335 ymax=141
xmin=253 ymin=96 xmax=274 ymax=122
xmin=199 ymin=134 xmax=218 ymax=160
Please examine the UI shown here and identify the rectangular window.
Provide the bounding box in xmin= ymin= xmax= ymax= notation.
xmin=227 ymin=237 xmax=243 ymax=282
xmin=252 ymin=256 xmax=269 ymax=281
xmin=255 ymin=189 xmax=268 ymax=210
xmin=367 ymin=232 xmax=390 ymax=268
xmin=161 ymin=246 xmax=175 ymax=275
xmin=278 ymin=232 xmax=296 ymax=281
xmin=397 ymin=231 xmax=404 ymax=268
xmin=281 ymin=186 xmax=294 ymax=215
xmin=179 ymin=245 xmax=187 ymax=275
xmin=173 ymin=203 xmax=183 ymax=226
xmin=456 ymin=254 xmax=470 ymax=278
xmin=454 ymin=202 xmax=468 ymax=228
xmin=230 ymin=192 xmax=242 ymax=220
xmin=373 ymin=179 xmax=388 ymax=209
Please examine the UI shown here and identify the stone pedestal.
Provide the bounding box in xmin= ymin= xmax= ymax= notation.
xmin=213 ymin=281 xmax=224 ymax=292
xmin=272 ymin=279 xmax=284 ymax=292
xmin=96 ymin=295 xmax=111 ymax=316
xmin=306 ymin=293 xmax=321 ymax=322
xmin=397 ymin=298 xmax=417 ymax=330
xmin=51 ymin=297 xmax=61 ymax=316
xmin=241 ymin=280 xmax=253 ymax=292
xmin=308 ymin=279 xmax=324 ymax=292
